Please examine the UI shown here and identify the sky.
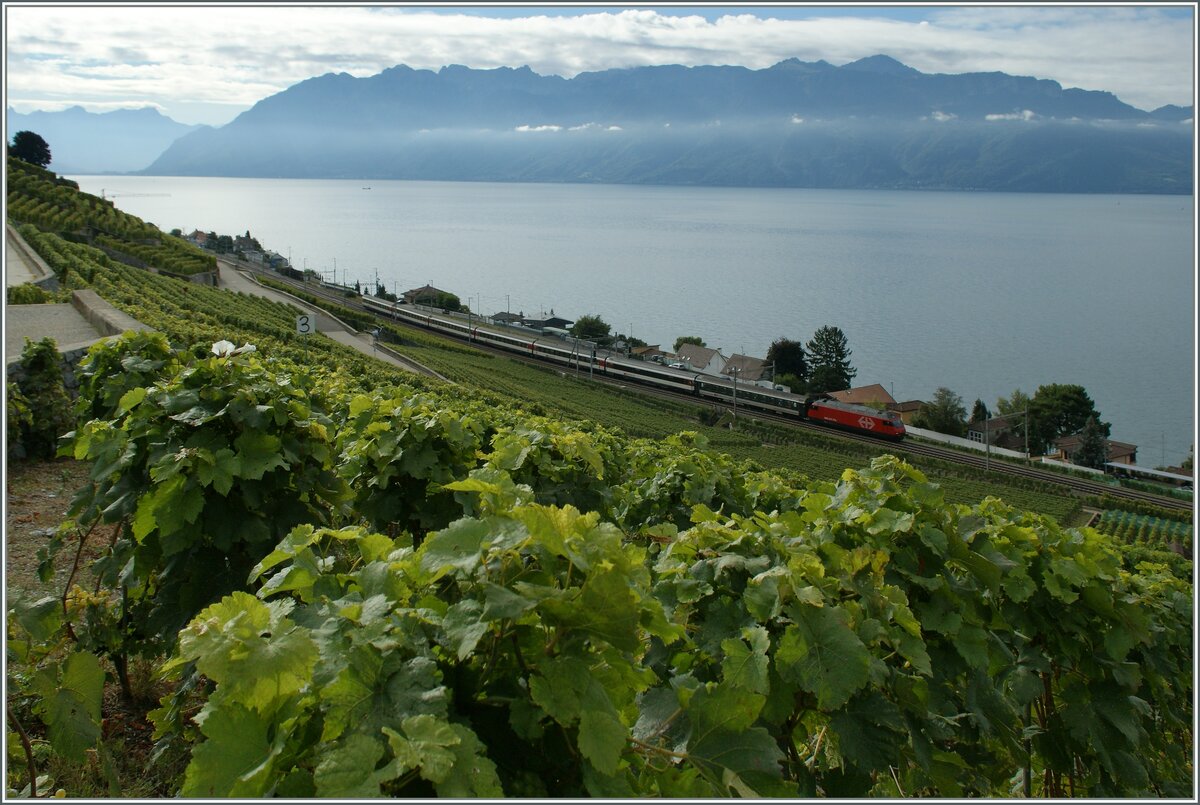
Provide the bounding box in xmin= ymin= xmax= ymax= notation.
xmin=3 ymin=3 xmax=1196 ymax=127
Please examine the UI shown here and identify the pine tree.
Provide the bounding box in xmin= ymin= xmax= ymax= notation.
xmin=970 ymin=398 xmax=989 ymax=424
xmin=805 ymin=325 xmax=856 ymax=393
xmin=1074 ymin=415 xmax=1109 ymax=469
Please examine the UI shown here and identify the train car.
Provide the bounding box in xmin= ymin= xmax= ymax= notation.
xmin=804 ymin=397 xmax=906 ymax=440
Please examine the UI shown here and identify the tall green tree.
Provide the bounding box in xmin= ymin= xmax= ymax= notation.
xmin=9 ymin=130 xmax=52 ymax=167
xmin=911 ymin=387 xmax=968 ymax=437
xmin=571 ymin=314 xmax=611 ymax=342
xmin=673 ymin=335 xmax=705 ymax=352
xmin=1028 ymin=383 xmax=1109 ymax=455
xmin=970 ymin=398 xmax=989 ymax=424
xmin=765 ymin=337 xmax=808 ymax=384
xmin=805 ymin=325 xmax=855 ymax=393
xmin=1073 ymin=415 xmax=1109 ymax=469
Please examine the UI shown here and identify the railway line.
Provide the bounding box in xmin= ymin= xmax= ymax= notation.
xmin=251 ymin=268 xmax=1194 ymax=513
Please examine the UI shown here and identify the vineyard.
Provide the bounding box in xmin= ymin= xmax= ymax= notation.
xmin=4 ymin=158 xmax=1195 ymax=798
xmin=1095 ymin=509 xmax=1193 ymax=553
xmin=6 ymin=156 xmax=215 ymax=277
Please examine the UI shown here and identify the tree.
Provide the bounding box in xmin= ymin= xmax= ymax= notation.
xmin=9 ymin=130 xmax=52 ymax=167
xmin=1074 ymin=415 xmax=1109 ymax=469
xmin=571 ymin=314 xmax=611 ymax=342
xmin=911 ymin=387 xmax=968 ymax=437
xmin=970 ymin=398 xmax=989 ymax=424
xmin=674 ymin=335 xmax=706 ymax=352
xmin=765 ymin=337 xmax=808 ymax=384
xmin=1028 ymin=383 xmax=1109 ymax=455
xmin=805 ymin=325 xmax=855 ymax=393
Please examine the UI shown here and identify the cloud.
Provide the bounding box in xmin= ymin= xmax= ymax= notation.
xmin=3 ymin=6 xmax=1192 ymax=126
xmin=790 ymin=115 xmax=804 ymax=124
xmin=985 ymin=110 xmax=1037 ymax=121
xmin=929 ymin=111 xmax=957 ymax=122
xmin=515 ymin=124 xmax=562 ymax=132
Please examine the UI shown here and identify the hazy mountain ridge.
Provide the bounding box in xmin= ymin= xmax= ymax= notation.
xmin=14 ymin=56 xmax=1192 ymax=192
xmin=6 ymin=106 xmax=205 ymax=174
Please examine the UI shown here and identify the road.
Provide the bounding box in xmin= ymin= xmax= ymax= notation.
xmin=216 ymin=259 xmax=444 ymax=380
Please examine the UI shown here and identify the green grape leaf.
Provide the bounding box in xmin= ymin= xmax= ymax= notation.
xmin=481 ymin=581 xmax=537 ymax=621
xmin=433 ymin=724 xmax=504 ymax=797
xmin=688 ymin=727 xmax=785 ymax=785
xmin=233 ymin=430 xmax=287 ymax=480
xmin=31 ymin=651 xmax=104 ymax=763
xmin=418 ymin=518 xmax=488 ymax=581
xmin=775 ymin=604 xmax=870 ymax=710
xmin=578 ymin=708 xmax=627 ymax=776
xmin=828 ymin=691 xmax=905 ymax=772
xmin=529 ymin=657 xmax=590 ymax=724
xmin=182 ymin=703 xmax=281 ymax=797
xmin=384 ymin=715 xmax=461 ymax=784
xmin=441 ymin=599 xmax=491 ymax=660
xmin=178 ymin=592 xmax=318 ymax=713
xmin=721 ymin=627 xmax=770 ymax=694
xmin=314 ymin=733 xmax=400 ymax=798
xmin=197 ymin=447 xmax=240 ymax=496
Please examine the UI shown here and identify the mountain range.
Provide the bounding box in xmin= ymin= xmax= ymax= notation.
xmin=14 ymin=56 xmax=1195 ymax=193
xmin=5 ymin=106 xmax=205 ymax=175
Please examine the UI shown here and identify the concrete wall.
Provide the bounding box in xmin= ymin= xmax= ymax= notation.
xmin=6 ymin=292 xmax=154 ymax=459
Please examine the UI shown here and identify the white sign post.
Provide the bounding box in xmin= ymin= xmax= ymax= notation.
xmin=296 ymin=313 xmax=314 ymax=363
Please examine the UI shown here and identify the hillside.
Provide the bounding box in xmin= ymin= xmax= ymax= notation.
xmin=4 ymin=157 xmax=1194 ymax=798
xmin=142 ymin=57 xmax=1193 ymax=193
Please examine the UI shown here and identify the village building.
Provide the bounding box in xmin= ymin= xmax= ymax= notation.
xmin=402 ymin=285 xmax=453 ymax=306
xmin=965 ymin=413 xmax=1027 ymax=452
xmin=1051 ymin=435 xmax=1138 ymax=466
xmin=674 ymin=343 xmax=727 ymax=376
xmin=827 ymin=384 xmax=896 ymax=407
xmin=887 ymin=400 xmax=926 ymax=425
xmin=722 ymin=354 xmax=779 ymax=389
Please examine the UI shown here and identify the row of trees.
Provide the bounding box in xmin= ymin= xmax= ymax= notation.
xmin=913 ymin=383 xmax=1114 ymax=466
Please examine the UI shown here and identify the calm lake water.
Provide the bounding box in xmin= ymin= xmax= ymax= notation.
xmin=68 ymin=176 xmax=1196 ymax=467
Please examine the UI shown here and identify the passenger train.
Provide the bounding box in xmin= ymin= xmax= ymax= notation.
xmin=358 ymin=295 xmax=905 ymax=440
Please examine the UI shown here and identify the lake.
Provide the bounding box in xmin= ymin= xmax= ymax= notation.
xmin=67 ymin=176 xmax=1196 ymax=468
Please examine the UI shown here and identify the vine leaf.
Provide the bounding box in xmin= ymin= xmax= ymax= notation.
xmin=776 ymin=604 xmax=870 ymax=710
xmin=183 ymin=702 xmax=282 ymax=797
xmin=313 ymin=733 xmax=400 ymax=798
xmin=31 ymin=651 xmax=104 ymax=763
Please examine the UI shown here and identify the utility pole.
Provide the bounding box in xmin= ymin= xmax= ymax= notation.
xmin=731 ymin=367 xmax=739 ymax=429
xmin=506 ymin=294 xmax=511 ymax=314
xmin=985 ymin=416 xmax=990 ymax=472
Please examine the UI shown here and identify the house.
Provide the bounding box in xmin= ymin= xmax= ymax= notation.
xmin=188 ymin=230 xmax=208 ymax=246
xmin=523 ymin=316 xmax=574 ymax=332
xmin=966 ymin=413 xmax=1026 ymax=451
xmin=828 ymin=384 xmax=896 ymax=407
xmin=492 ymin=312 xmax=524 ymax=324
xmin=403 ymin=285 xmax=453 ymax=305
xmin=674 ymin=343 xmax=727 ymax=376
xmin=722 ymin=354 xmax=775 ymax=388
xmin=887 ymin=400 xmax=925 ymax=425
xmin=1052 ymin=435 xmax=1138 ymax=465
xmin=632 ymin=345 xmax=667 ymax=361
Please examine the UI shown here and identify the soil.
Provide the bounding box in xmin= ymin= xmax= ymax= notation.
xmin=5 ymin=457 xmax=112 ymax=597
xmin=5 ymin=457 xmax=185 ymax=797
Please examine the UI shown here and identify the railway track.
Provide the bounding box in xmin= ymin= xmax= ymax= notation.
xmin=252 ymin=268 xmax=1195 ymax=513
